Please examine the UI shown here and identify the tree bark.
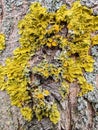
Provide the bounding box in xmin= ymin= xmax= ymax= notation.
xmin=0 ymin=0 xmax=98 ymax=130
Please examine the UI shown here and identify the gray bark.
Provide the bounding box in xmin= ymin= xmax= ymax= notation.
xmin=0 ymin=0 xmax=98 ymax=130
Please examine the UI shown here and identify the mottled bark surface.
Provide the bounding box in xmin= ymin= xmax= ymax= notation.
xmin=0 ymin=0 xmax=98 ymax=130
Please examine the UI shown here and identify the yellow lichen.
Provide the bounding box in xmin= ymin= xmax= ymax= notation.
xmin=43 ymin=90 xmax=50 ymax=96
xmin=49 ymin=104 xmax=60 ymax=124
xmin=0 ymin=34 xmax=5 ymax=52
xmin=92 ymin=35 xmax=98 ymax=45
xmin=20 ymin=107 xmax=32 ymax=121
xmin=32 ymin=88 xmax=60 ymax=122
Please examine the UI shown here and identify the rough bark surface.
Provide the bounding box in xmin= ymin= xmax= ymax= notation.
xmin=0 ymin=0 xmax=98 ymax=130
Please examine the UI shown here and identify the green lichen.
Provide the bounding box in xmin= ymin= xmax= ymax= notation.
xmin=0 ymin=1 xmax=98 ymax=124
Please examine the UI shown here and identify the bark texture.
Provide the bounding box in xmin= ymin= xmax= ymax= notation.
xmin=0 ymin=0 xmax=98 ymax=130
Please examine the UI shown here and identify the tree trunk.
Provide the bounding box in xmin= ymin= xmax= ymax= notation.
xmin=0 ymin=0 xmax=98 ymax=130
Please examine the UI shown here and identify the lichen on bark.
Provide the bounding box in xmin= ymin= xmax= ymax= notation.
xmin=0 ymin=0 xmax=98 ymax=130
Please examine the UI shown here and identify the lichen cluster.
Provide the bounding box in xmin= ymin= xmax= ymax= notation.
xmin=0 ymin=1 xmax=98 ymax=124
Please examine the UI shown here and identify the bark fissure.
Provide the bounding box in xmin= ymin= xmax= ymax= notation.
xmin=68 ymin=94 xmax=72 ymax=130
xmin=84 ymin=97 xmax=95 ymax=130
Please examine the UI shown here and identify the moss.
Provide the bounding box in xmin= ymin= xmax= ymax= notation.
xmin=0 ymin=1 xmax=98 ymax=124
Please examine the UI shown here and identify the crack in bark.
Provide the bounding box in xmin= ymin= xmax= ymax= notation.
xmin=68 ymin=93 xmax=72 ymax=130
xmin=68 ymin=83 xmax=80 ymax=130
